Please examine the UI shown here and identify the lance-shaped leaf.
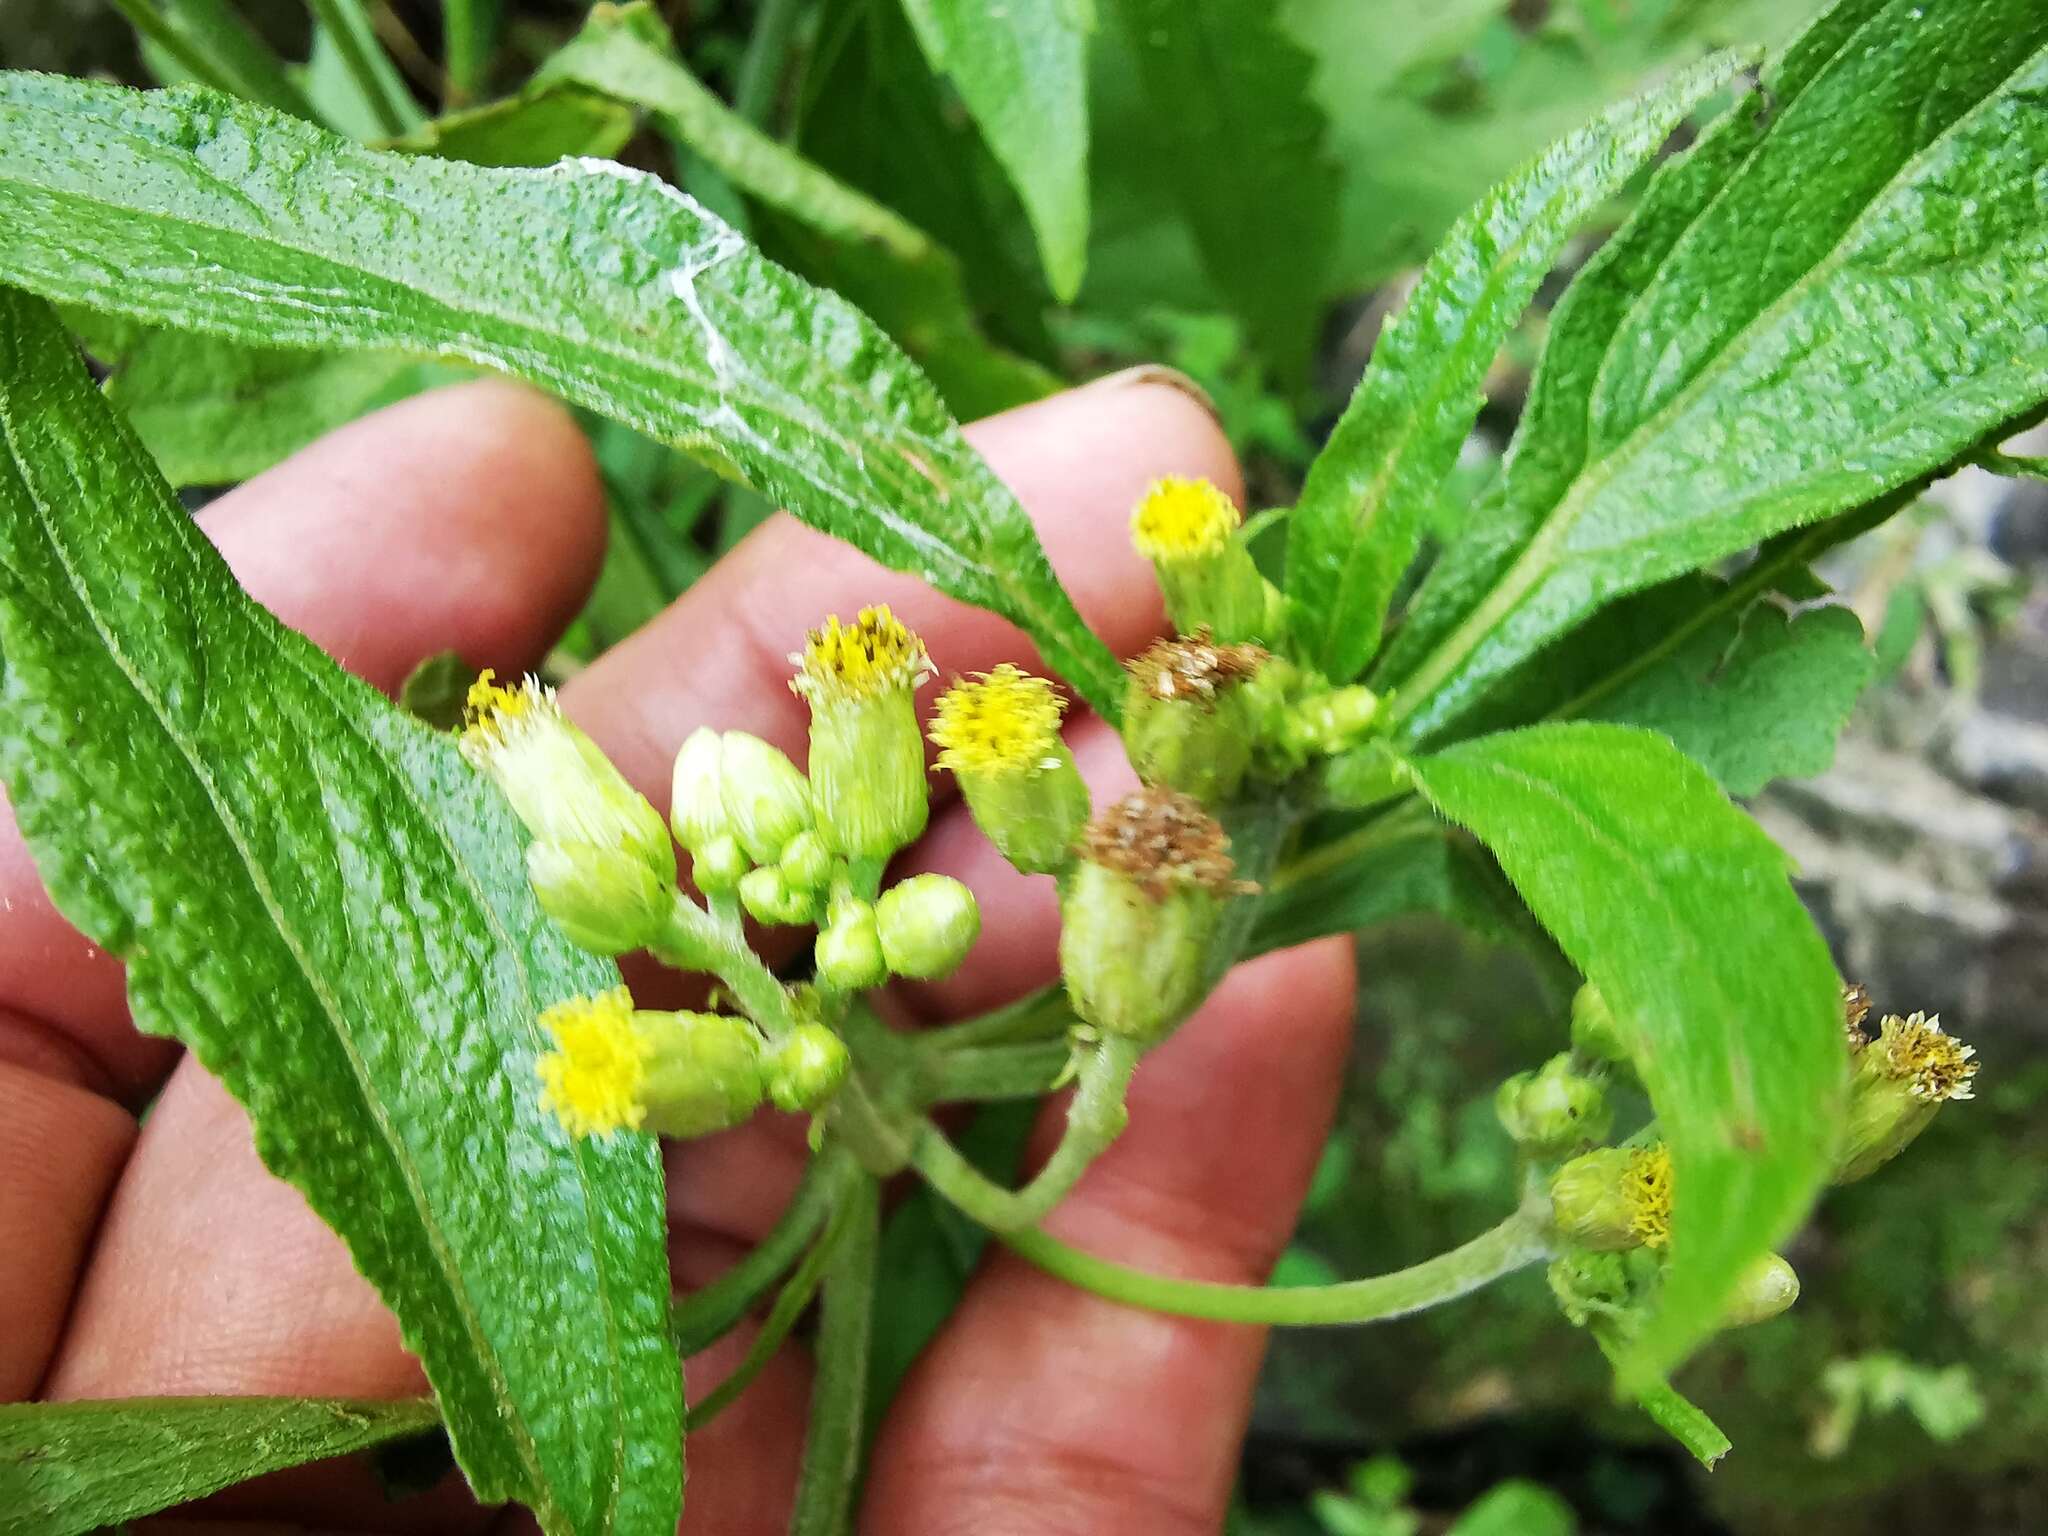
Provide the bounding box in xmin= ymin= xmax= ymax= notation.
xmin=1381 ymin=0 xmax=2048 ymax=740
xmin=0 ymin=289 xmax=681 ymax=1535
xmin=1405 ymin=722 xmax=1847 ymax=1378
xmin=0 ymin=1397 xmax=439 ymax=1536
xmin=1284 ymin=50 xmax=1748 ymax=682
xmin=0 ymin=74 xmax=1124 ymax=717
xmin=898 ymin=0 xmax=1090 ymax=302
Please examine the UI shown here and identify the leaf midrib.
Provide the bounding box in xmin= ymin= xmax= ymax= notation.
xmin=0 ymin=413 xmax=567 ymax=1527
xmin=1387 ymin=33 xmax=2048 ymax=732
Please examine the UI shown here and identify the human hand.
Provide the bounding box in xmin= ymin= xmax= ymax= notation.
xmin=0 ymin=374 xmax=1355 ymax=1533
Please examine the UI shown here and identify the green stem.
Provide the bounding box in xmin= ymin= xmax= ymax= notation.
xmin=673 ymin=1145 xmax=856 ymax=1356
xmin=909 ymin=1035 xmax=1142 ymax=1231
xmin=440 ymin=0 xmax=498 ymax=104
xmin=919 ymin=1039 xmax=1070 ymax=1103
xmin=652 ymin=892 xmax=800 ymax=1039
xmin=109 ymin=0 xmax=247 ymax=97
xmin=687 ymin=1196 xmax=845 ymax=1430
xmin=917 ymin=984 xmax=1075 ymax=1052
xmin=790 ymin=1172 xmax=880 ymax=1536
xmin=1592 ymin=1322 xmax=1732 ymax=1468
xmin=731 ymin=0 xmax=804 ymax=130
xmin=1978 ymin=448 xmax=2048 ymax=482
xmin=304 ymin=0 xmax=421 ymax=136
xmin=1001 ymin=1205 xmax=1551 ymax=1326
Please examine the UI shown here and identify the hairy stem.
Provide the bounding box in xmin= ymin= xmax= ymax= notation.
xmin=918 ymin=1039 xmax=1071 ymax=1103
xmin=1000 ymin=1203 xmax=1552 ymax=1325
xmin=917 ymin=984 xmax=1075 ymax=1053
xmin=790 ymin=1173 xmax=880 ymax=1536
xmin=909 ymin=1035 xmax=1142 ymax=1231
xmin=652 ymin=891 xmax=799 ymax=1038
xmin=687 ymin=1196 xmax=845 ymax=1430
xmin=673 ymin=1145 xmax=857 ymax=1356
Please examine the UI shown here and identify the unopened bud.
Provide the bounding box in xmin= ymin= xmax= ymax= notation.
xmin=1721 ymin=1252 xmax=1799 ymax=1328
xmin=1122 ymin=634 xmax=1268 ymax=803
xmin=875 ymin=874 xmax=981 ymax=979
xmin=778 ymin=829 xmax=835 ymax=893
xmin=670 ymin=727 xmax=730 ymax=851
xmin=1129 ymin=477 xmax=1273 ymax=643
xmin=691 ymin=833 xmax=749 ymax=894
xmin=717 ymin=731 xmax=815 ymax=865
xmin=766 ymin=1023 xmax=851 ymax=1113
xmin=791 ymin=607 xmax=933 ymax=859
xmin=1834 ymin=1010 xmax=1978 ymax=1183
xmin=929 ymin=665 xmax=1090 ymax=874
xmin=1496 ymin=1052 xmax=1611 ymax=1155
xmin=461 ymin=673 xmax=676 ymax=952
xmin=739 ymin=864 xmax=817 ymax=927
xmin=1058 ymin=787 xmax=1243 ymax=1043
xmin=1570 ymin=982 xmax=1632 ymax=1068
xmin=815 ymin=903 xmax=887 ymax=991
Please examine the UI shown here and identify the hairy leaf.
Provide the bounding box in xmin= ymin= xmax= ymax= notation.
xmin=898 ymin=0 xmax=1090 ymax=301
xmin=1381 ymin=0 xmax=2048 ymax=740
xmin=0 ymin=290 xmax=680 ymax=1535
xmin=0 ymin=1396 xmax=439 ymax=1535
xmin=1100 ymin=0 xmax=1337 ymax=378
xmin=1284 ymin=50 xmax=1746 ymax=681
xmin=541 ymin=3 xmax=1054 ymax=417
xmin=1406 ymin=723 xmax=1847 ymax=1377
xmin=0 ymin=74 xmax=1123 ymax=716
xmin=385 ymin=86 xmax=638 ymax=166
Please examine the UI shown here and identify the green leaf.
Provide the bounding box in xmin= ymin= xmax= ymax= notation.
xmin=0 ymin=74 xmax=1124 ymax=718
xmin=0 ymin=1396 xmax=441 ymax=1535
xmin=1446 ymin=1481 xmax=1578 ymax=1536
xmin=898 ymin=0 xmax=1090 ymax=301
xmin=385 ymin=85 xmax=638 ymax=166
xmin=0 ymin=289 xmax=681 ymax=1535
xmin=1405 ymin=722 xmax=1847 ymax=1377
xmin=305 ymin=0 xmax=425 ymax=137
xmin=106 ymin=0 xmax=314 ymax=118
xmin=1381 ymin=0 xmax=2048 ymax=740
xmin=91 ymin=329 xmax=433 ymax=487
xmin=1099 ymin=0 xmax=1337 ymax=378
xmin=1283 ymin=50 xmax=1747 ymax=682
xmin=398 ymin=649 xmax=480 ymax=729
xmin=541 ymin=3 xmax=1055 ymax=418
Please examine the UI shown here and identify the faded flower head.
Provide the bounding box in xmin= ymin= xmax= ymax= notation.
xmin=1080 ymin=784 xmax=1244 ymax=900
xmin=536 ymin=986 xmax=650 ymax=1140
xmin=1624 ymin=1143 xmax=1674 ymax=1251
xmin=790 ymin=605 xmax=933 ymax=704
xmin=930 ymin=664 xmax=1067 ymax=777
xmin=1127 ymin=632 xmax=1267 ymax=707
xmin=1870 ymin=1011 xmax=1977 ymax=1102
xmin=1843 ymin=981 xmax=1873 ymax=1041
xmin=1130 ymin=476 xmax=1238 ymax=562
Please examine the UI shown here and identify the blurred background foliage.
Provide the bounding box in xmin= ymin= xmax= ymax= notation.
xmin=11 ymin=0 xmax=2047 ymax=1530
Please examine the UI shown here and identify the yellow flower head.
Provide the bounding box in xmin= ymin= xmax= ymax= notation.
xmin=1624 ymin=1143 xmax=1674 ymax=1251
xmin=1130 ymin=476 xmax=1239 ymax=562
xmin=460 ymin=668 xmax=549 ymax=757
xmin=536 ymin=986 xmax=651 ymax=1139
xmin=1872 ymin=1012 xmax=1978 ymax=1103
xmin=791 ymin=606 xmax=933 ymax=704
xmin=930 ymin=664 xmax=1067 ymax=777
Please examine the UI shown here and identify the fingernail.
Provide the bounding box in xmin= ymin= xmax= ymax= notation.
xmin=1077 ymin=364 xmax=1223 ymax=429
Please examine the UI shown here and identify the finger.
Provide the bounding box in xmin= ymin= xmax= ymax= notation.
xmin=0 ymin=382 xmax=607 ymax=1410
xmin=561 ymin=375 xmax=1234 ymax=800
xmin=861 ymin=940 xmax=1357 ymax=1535
xmin=0 ymin=379 xmax=608 ymax=1105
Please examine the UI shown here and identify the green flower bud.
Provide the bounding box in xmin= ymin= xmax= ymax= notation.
xmin=815 ymin=903 xmax=887 ymax=991
xmin=1721 ymin=1252 xmax=1799 ymax=1328
xmin=778 ymin=829 xmax=835 ymax=893
xmin=739 ymin=864 xmax=817 ymax=927
xmin=525 ymin=841 xmax=671 ymax=956
xmin=1496 ymin=1052 xmax=1612 ymax=1155
xmin=1058 ymin=787 xmax=1243 ymax=1044
xmin=1570 ymin=982 xmax=1632 ymax=1068
xmin=461 ymin=673 xmax=677 ymax=951
xmin=1129 ymin=477 xmax=1273 ymax=643
xmin=1549 ymin=1144 xmax=1673 ymax=1253
xmin=875 ymin=873 xmax=981 ymax=980
xmin=717 ymin=731 xmax=815 ymax=865
xmin=929 ymin=664 xmax=1090 ymax=875
xmin=1834 ymin=1010 xmax=1978 ymax=1183
xmin=692 ymin=833 xmax=749 ymax=894
xmin=791 ymin=607 xmax=933 ymax=859
xmin=766 ymin=1023 xmax=851 ymax=1113
xmin=535 ymin=987 xmax=763 ymax=1140
xmin=1546 ymin=1249 xmax=1637 ymax=1328
xmin=1278 ymin=682 xmax=1382 ymax=758
xmin=670 ymin=726 xmax=730 ymax=852
xmin=1122 ymin=634 xmax=1270 ymax=803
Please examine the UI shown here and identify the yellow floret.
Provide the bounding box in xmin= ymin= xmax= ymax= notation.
xmin=1130 ymin=476 xmax=1239 ymax=562
xmin=1874 ymin=1012 xmax=1978 ymax=1103
xmin=1624 ymin=1143 xmax=1674 ymax=1251
xmin=929 ymin=664 xmax=1067 ymax=777
xmin=791 ymin=605 xmax=933 ymax=702
xmin=459 ymin=668 xmax=549 ymax=757
xmin=536 ymin=986 xmax=651 ymax=1139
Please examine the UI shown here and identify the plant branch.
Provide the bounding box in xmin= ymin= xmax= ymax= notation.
xmin=789 ymin=1172 xmax=879 ymax=1536
xmin=686 ymin=1194 xmax=845 ymax=1430
xmin=918 ymin=1039 xmax=1071 ymax=1102
xmin=652 ymin=891 xmax=800 ymax=1038
xmin=1000 ymin=1203 xmax=1552 ymax=1326
xmin=916 ymin=983 xmax=1075 ymax=1052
